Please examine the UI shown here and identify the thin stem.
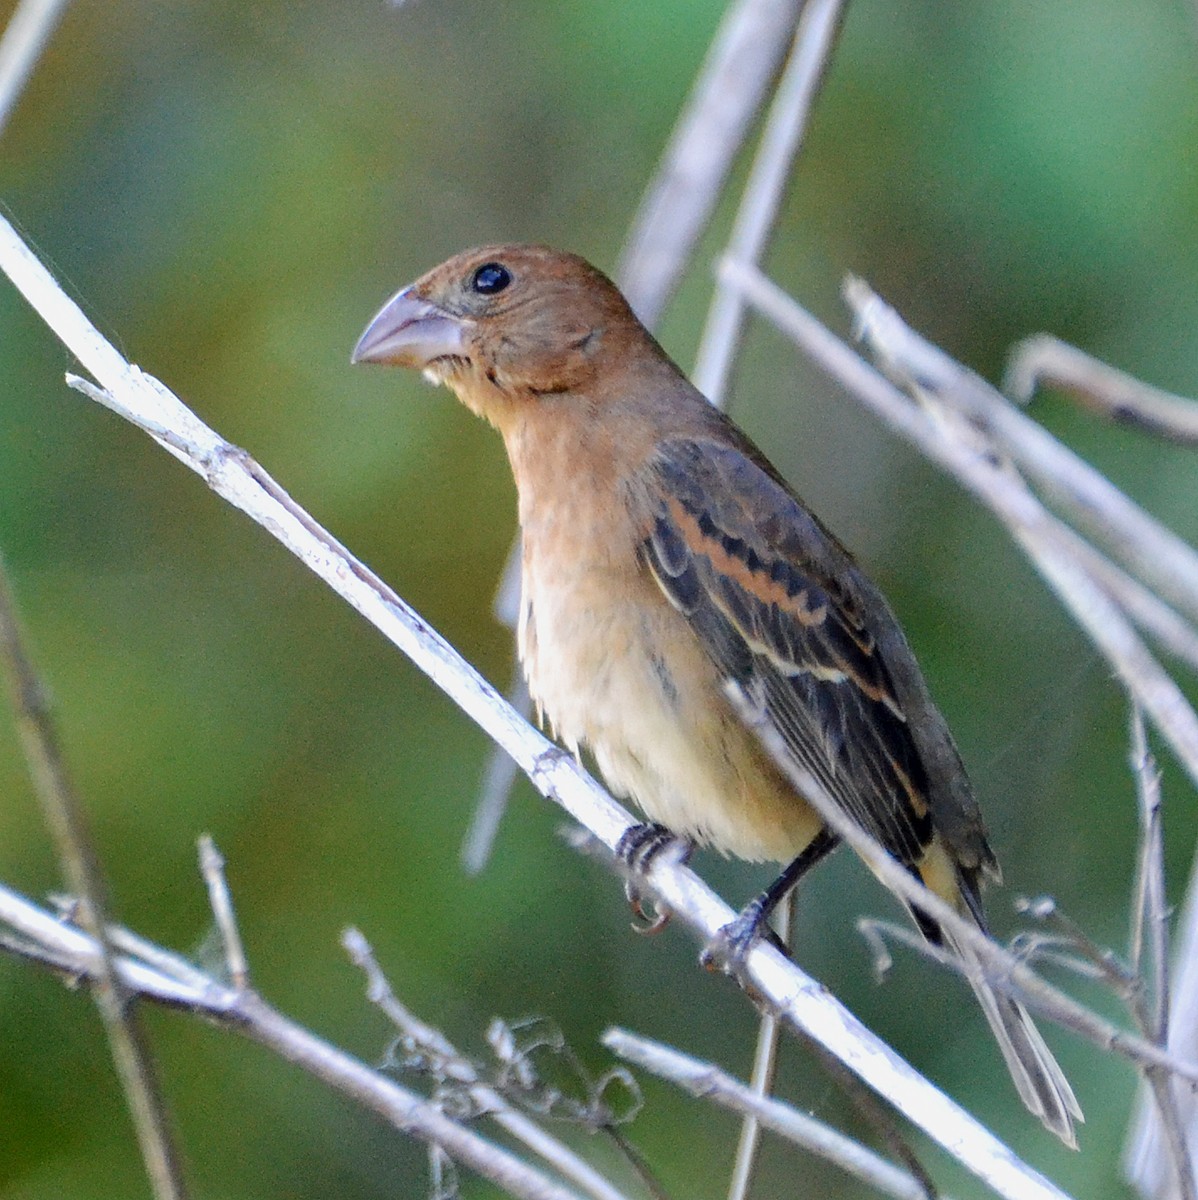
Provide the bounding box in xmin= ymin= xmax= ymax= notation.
xmin=0 ymin=556 xmax=189 ymax=1200
xmin=1007 ymin=335 xmax=1198 ymax=449
xmin=616 ymin=0 xmax=803 ymax=328
xmin=1127 ymin=709 xmax=1167 ymax=1022
xmin=343 ymin=928 xmax=637 ymax=1200
xmin=726 ymin=891 xmax=790 ymax=1200
xmin=1123 ymin=711 xmax=1195 ymax=1200
xmin=460 ymin=662 xmax=527 ymax=874
xmin=693 ymin=0 xmax=847 ymax=404
xmin=0 ymin=0 xmax=72 ymax=136
xmin=198 ymin=836 xmax=249 ymax=990
xmin=1126 ymin=840 xmax=1198 ymax=1198
xmin=605 ymin=1029 xmax=937 ymax=1200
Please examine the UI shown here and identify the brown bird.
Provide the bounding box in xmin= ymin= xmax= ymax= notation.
xmin=352 ymin=244 xmax=1081 ymax=1145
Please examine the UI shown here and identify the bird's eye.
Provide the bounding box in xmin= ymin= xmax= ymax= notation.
xmin=471 ymin=262 xmax=511 ymax=295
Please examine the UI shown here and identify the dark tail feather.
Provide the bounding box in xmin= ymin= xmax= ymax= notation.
xmin=944 ymin=926 xmax=1083 ymax=1149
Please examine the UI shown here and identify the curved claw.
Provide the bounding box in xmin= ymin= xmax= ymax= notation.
xmin=617 ymin=823 xmax=690 ymax=935
xmin=625 ymin=880 xmax=673 ymax=935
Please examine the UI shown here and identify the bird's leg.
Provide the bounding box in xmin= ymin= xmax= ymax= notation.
xmin=615 ymin=822 xmax=693 ymax=934
xmin=708 ymin=828 xmax=841 ymax=964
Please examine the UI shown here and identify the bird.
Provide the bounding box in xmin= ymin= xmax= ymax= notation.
xmin=352 ymin=243 xmax=1081 ymax=1146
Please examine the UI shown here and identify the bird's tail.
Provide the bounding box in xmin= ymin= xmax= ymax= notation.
xmin=941 ymin=921 xmax=1083 ymax=1149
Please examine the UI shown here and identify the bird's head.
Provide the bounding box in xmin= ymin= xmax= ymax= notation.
xmin=352 ymin=244 xmax=665 ymax=429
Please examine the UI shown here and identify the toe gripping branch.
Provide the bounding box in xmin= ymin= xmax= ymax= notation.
xmin=615 ymin=823 xmax=693 ymax=934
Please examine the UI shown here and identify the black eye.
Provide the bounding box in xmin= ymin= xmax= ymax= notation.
xmin=471 ymin=262 xmax=511 ymax=295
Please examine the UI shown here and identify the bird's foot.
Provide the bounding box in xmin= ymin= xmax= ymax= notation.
xmin=701 ymin=896 xmax=789 ymax=970
xmin=615 ymin=822 xmax=691 ymax=935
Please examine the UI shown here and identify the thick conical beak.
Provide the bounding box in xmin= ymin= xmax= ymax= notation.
xmin=351 ymin=288 xmax=466 ymax=368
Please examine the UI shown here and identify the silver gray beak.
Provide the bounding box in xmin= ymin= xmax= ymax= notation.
xmin=351 ymin=288 xmax=466 ymax=368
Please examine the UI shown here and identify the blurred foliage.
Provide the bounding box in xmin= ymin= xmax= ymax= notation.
xmin=2 ymin=0 xmax=1198 ymax=1197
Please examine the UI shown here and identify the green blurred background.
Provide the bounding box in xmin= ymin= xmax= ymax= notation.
xmin=3 ymin=1 xmax=1198 ymax=1196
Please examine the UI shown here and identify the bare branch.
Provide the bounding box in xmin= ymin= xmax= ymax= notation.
xmin=692 ymin=0 xmax=847 ymax=403
xmin=343 ymin=928 xmax=638 ymax=1200
xmin=1125 ymin=709 xmax=1198 ymax=1200
xmin=1054 ymin=528 xmax=1198 ymax=675
xmin=615 ymin=0 xmax=803 ymax=327
xmin=720 ymin=261 xmax=1198 ymax=795
xmin=0 ymin=208 xmax=1073 ymax=1200
xmin=1127 ymin=710 xmax=1169 ymax=1036
xmin=0 ymin=0 xmax=72 ymax=136
xmin=0 ymin=555 xmax=189 ymax=1200
xmin=460 ymin=660 xmax=527 ymax=874
xmin=604 ymin=1029 xmax=936 ymax=1200
xmin=0 ymin=883 xmax=589 ymax=1200
xmin=847 ymin=284 xmax=1198 ymax=627
xmin=1007 ymin=336 xmax=1198 ymax=449
xmin=726 ymin=893 xmax=789 ymax=1200
xmin=1123 ymin=710 xmax=1195 ymax=1200
xmin=197 ymin=836 xmax=249 ymax=991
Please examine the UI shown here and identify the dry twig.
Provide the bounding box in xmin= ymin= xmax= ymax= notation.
xmin=1007 ymin=336 xmax=1198 ymax=449
xmin=0 ymin=0 xmax=72 ymax=136
xmin=847 ymin=285 xmax=1198 ymax=627
xmin=616 ymin=0 xmax=803 ymax=328
xmin=0 ymin=557 xmax=189 ymax=1200
xmin=692 ymin=0 xmax=847 ymax=404
xmin=0 ymin=881 xmax=589 ymax=1200
xmin=343 ymin=928 xmax=638 ymax=1200
xmin=725 ymin=893 xmax=790 ymax=1200
xmin=604 ymin=1029 xmax=937 ymax=1200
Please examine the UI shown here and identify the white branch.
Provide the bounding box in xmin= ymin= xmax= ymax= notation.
xmin=605 ymin=1028 xmax=934 ymax=1200
xmin=848 ymin=284 xmax=1198 ymax=627
xmin=692 ymin=0 xmax=846 ymax=403
xmin=615 ymin=0 xmax=803 ymax=328
xmin=0 ymin=0 xmax=71 ymax=135
xmin=1007 ymin=335 xmax=1198 ymax=449
xmin=721 ymin=261 xmax=1198 ymax=795
xmin=0 ymin=882 xmax=588 ymax=1200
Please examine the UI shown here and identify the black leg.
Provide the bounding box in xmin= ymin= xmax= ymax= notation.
xmin=711 ymin=827 xmax=841 ymax=963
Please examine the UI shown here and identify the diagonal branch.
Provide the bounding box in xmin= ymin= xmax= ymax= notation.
xmin=847 ymin=284 xmax=1198 ymax=628
xmin=615 ymin=0 xmax=803 ymax=327
xmin=692 ymin=0 xmax=847 ymax=403
xmin=605 ymin=1028 xmax=934 ymax=1200
xmin=0 ymin=0 xmax=72 ymax=136
xmin=720 ymin=261 xmax=1198 ymax=794
xmin=1007 ymin=336 xmax=1198 ymax=449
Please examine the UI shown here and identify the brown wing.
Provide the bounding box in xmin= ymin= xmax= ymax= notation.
xmin=640 ymin=434 xmax=993 ymax=885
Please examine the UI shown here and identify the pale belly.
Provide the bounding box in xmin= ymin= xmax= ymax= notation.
xmin=519 ymin=567 xmax=823 ymax=864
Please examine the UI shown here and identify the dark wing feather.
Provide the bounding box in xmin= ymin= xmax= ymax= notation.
xmin=641 ymin=434 xmax=993 ymax=879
